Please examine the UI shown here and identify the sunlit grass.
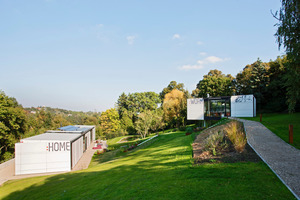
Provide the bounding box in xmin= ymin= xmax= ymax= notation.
xmin=0 ymin=129 xmax=295 ymax=200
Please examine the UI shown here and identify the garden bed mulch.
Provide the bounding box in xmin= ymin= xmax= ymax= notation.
xmin=192 ymin=123 xmax=262 ymax=164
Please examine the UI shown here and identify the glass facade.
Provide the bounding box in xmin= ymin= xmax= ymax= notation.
xmin=204 ymin=97 xmax=231 ymax=120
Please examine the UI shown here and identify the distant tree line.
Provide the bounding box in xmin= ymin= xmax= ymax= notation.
xmin=0 ymin=92 xmax=101 ymax=162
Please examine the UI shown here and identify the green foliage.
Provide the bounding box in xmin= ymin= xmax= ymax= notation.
xmin=99 ymin=108 xmax=121 ymax=137
xmin=185 ymin=126 xmax=193 ymax=133
xmin=235 ymin=56 xmax=291 ymax=112
xmin=150 ymin=108 xmax=164 ymax=133
xmin=249 ymin=59 xmax=270 ymax=111
xmin=204 ymin=131 xmax=226 ymax=155
xmin=135 ymin=110 xmax=153 ymax=138
xmin=192 ymin=69 xmax=234 ymax=98
xmin=120 ymin=110 xmax=135 ymax=134
xmin=0 ymin=91 xmax=28 ymax=161
xmin=117 ymin=92 xmax=160 ymax=121
xmin=274 ymin=0 xmax=300 ymax=112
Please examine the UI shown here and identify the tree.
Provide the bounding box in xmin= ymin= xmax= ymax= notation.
xmin=235 ymin=64 xmax=254 ymax=95
xmin=99 ymin=108 xmax=120 ymax=137
xmin=116 ymin=91 xmax=160 ymax=123
xmin=235 ymin=57 xmax=289 ymax=112
xmin=274 ymin=0 xmax=300 ymax=112
xmin=0 ymin=91 xmax=28 ymax=161
xmin=135 ymin=110 xmax=153 ymax=138
xmin=264 ymin=56 xmax=288 ymax=111
xmin=150 ymin=109 xmax=164 ymax=134
xmin=160 ymin=81 xmax=186 ymax=101
xmin=162 ymin=89 xmax=186 ymax=128
xmin=249 ymin=59 xmax=270 ymax=111
xmin=192 ymin=70 xmax=235 ymax=98
xmin=120 ymin=109 xmax=135 ymax=134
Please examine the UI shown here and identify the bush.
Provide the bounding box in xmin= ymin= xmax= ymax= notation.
xmin=1 ymin=152 xmax=13 ymax=163
xmin=179 ymin=126 xmax=186 ymax=131
xmin=204 ymin=131 xmax=228 ymax=155
xmin=224 ymin=121 xmax=247 ymax=153
xmin=186 ymin=127 xmax=193 ymax=133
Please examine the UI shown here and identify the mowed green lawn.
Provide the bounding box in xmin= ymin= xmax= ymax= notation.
xmin=0 ymin=131 xmax=295 ymax=200
xmin=241 ymin=112 xmax=300 ymax=149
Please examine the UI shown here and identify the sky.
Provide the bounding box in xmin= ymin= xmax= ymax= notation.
xmin=0 ymin=0 xmax=284 ymax=112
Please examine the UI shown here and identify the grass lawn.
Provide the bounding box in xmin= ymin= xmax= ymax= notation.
xmin=240 ymin=112 xmax=300 ymax=149
xmin=0 ymin=130 xmax=295 ymax=199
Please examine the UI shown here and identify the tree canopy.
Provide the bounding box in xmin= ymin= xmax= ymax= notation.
xmin=0 ymin=91 xmax=28 ymax=161
xmin=163 ymin=89 xmax=187 ymax=128
xmin=160 ymin=81 xmax=186 ymax=101
xmin=274 ymin=0 xmax=300 ymax=112
xmin=99 ymin=108 xmax=121 ymax=137
xmin=192 ymin=69 xmax=234 ymax=98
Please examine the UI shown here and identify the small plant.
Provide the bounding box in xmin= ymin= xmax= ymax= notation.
xmin=225 ymin=120 xmax=247 ymax=153
xmin=204 ymin=131 xmax=225 ymax=155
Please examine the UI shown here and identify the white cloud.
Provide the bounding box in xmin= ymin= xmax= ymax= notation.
xmin=205 ymin=56 xmax=223 ymax=63
xmin=96 ymin=24 xmax=104 ymax=28
xmin=172 ymin=34 xmax=181 ymax=40
xmin=197 ymin=41 xmax=203 ymax=45
xmin=179 ymin=64 xmax=204 ymax=70
xmin=179 ymin=55 xmax=229 ymax=71
xmin=126 ymin=35 xmax=136 ymax=45
xmin=199 ymin=52 xmax=207 ymax=56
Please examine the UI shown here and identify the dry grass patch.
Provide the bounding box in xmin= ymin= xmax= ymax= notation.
xmin=193 ymin=120 xmax=260 ymax=164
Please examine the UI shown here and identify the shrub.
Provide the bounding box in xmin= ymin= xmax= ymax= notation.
xmin=1 ymin=152 xmax=13 ymax=162
xmin=179 ymin=126 xmax=186 ymax=131
xmin=204 ymin=131 xmax=228 ymax=155
xmin=186 ymin=127 xmax=193 ymax=133
xmin=224 ymin=121 xmax=247 ymax=153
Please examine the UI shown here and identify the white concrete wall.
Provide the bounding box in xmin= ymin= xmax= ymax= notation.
xmin=71 ymin=137 xmax=83 ymax=169
xmin=15 ymin=141 xmax=71 ymax=175
xmin=231 ymin=95 xmax=255 ymax=117
xmin=187 ymin=98 xmax=204 ymax=120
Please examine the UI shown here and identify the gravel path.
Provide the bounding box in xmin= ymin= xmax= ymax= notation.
xmin=235 ymin=118 xmax=300 ymax=199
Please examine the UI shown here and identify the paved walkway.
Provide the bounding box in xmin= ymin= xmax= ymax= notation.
xmin=235 ymin=118 xmax=300 ymax=199
xmin=0 ymin=142 xmax=97 ymax=186
xmin=72 ymin=142 xmax=97 ymax=171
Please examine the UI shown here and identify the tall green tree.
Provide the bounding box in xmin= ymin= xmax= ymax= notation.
xmin=135 ymin=110 xmax=153 ymax=138
xmin=0 ymin=91 xmax=28 ymax=161
xmin=264 ymin=56 xmax=288 ymax=111
xmin=150 ymin=109 xmax=164 ymax=134
xmin=249 ymin=59 xmax=270 ymax=111
xmin=99 ymin=108 xmax=120 ymax=137
xmin=117 ymin=92 xmax=160 ymax=123
xmin=235 ymin=64 xmax=254 ymax=95
xmin=274 ymin=0 xmax=300 ymax=112
xmin=192 ymin=69 xmax=235 ymax=98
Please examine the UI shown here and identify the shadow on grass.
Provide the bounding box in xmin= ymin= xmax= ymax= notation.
xmin=1 ymin=132 xmax=296 ymax=200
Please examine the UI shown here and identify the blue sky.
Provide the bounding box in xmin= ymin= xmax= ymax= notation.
xmin=0 ymin=0 xmax=284 ymax=112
